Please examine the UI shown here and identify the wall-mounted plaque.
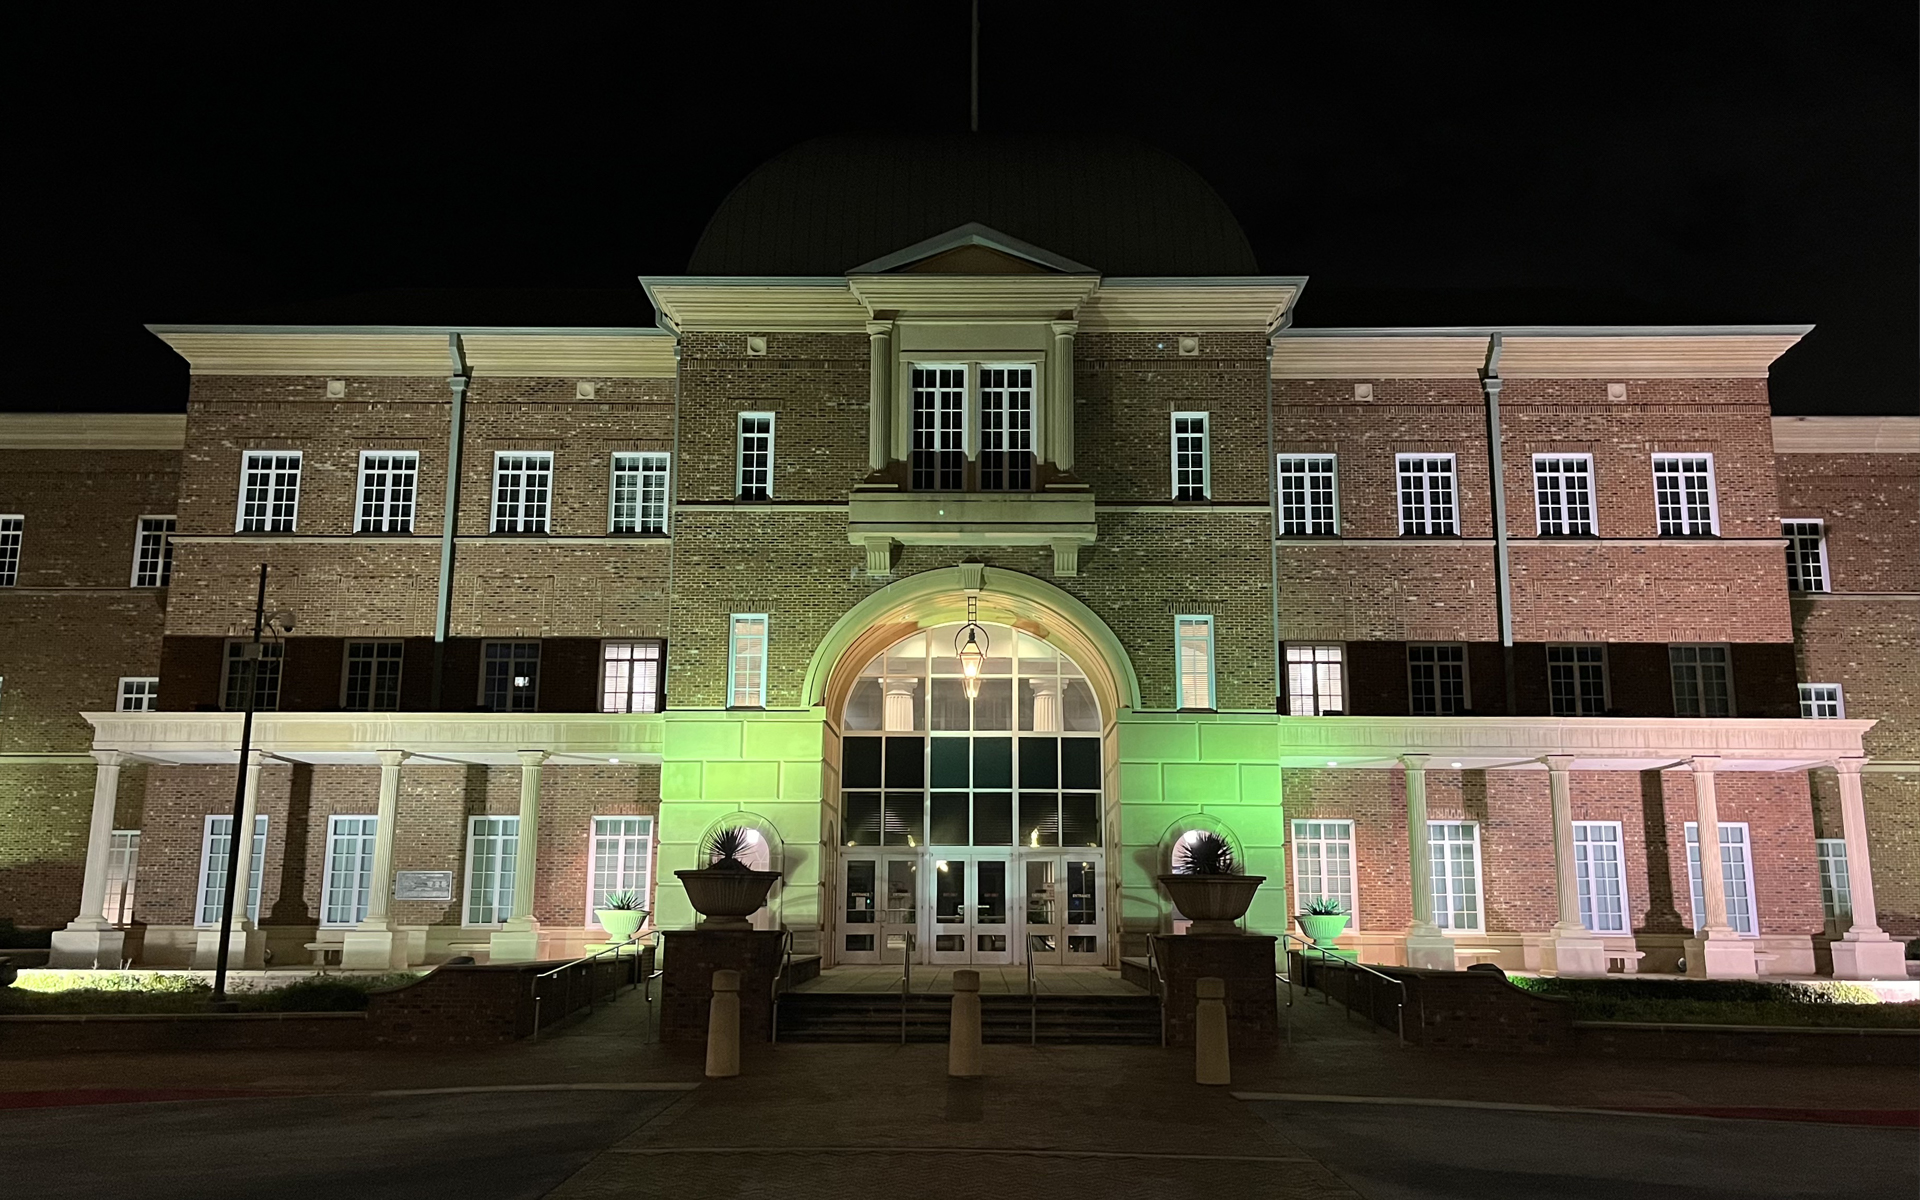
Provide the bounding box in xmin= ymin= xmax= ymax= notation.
xmin=393 ymin=870 xmax=454 ymax=901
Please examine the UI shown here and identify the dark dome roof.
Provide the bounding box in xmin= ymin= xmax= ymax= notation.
xmin=688 ymin=134 xmax=1259 ymax=277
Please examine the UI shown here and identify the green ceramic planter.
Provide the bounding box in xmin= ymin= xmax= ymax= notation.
xmin=1297 ymin=912 xmax=1351 ymax=946
xmin=596 ymin=908 xmax=645 ymax=942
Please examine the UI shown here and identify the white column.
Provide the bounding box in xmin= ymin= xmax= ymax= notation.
xmin=882 ymin=681 xmax=918 ymax=732
xmin=1401 ymin=754 xmax=1453 ymax=969
xmin=343 ymin=750 xmax=408 ymax=969
xmin=1682 ymin=755 xmax=1757 ymax=979
xmin=1828 ymin=756 xmax=1906 ymax=979
xmin=48 ymin=750 xmax=128 ymax=968
xmin=1545 ymin=755 xmax=1607 ymax=976
xmin=491 ymin=750 xmax=549 ymax=962
xmin=1029 ymin=678 xmax=1061 ymax=733
xmin=1049 ymin=320 xmax=1077 ymax=472
xmin=866 ymin=320 xmax=893 ymax=472
xmin=195 ymin=751 xmax=266 ymax=969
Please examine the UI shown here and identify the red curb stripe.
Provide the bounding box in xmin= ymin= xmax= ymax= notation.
xmin=0 ymin=1088 xmax=283 ymax=1110
xmin=1621 ymin=1106 xmax=1919 ymax=1128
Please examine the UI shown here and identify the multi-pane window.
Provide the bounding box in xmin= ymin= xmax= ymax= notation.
xmin=737 ymin=413 xmax=775 ymax=500
xmin=1533 ymin=455 xmax=1595 ymax=536
xmin=1547 ymin=645 xmax=1608 ymax=716
xmin=1428 ymin=821 xmax=1482 ymax=932
xmin=482 ymin=641 xmax=540 ymax=712
xmin=1285 ymin=643 xmax=1346 ymax=715
xmin=356 ymin=452 xmax=419 ymax=533
xmin=1276 ymin=454 xmax=1338 ymax=535
xmin=1685 ymin=822 xmax=1757 ymax=935
xmin=589 ymin=816 xmax=654 ymax=918
xmin=117 ymin=677 xmax=159 ymax=711
xmin=1815 ymin=839 xmax=1851 ymax=923
xmin=1653 ymin=454 xmax=1717 ymax=535
xmin=342 ymin=641 xmax=404 ymax=711
xmin=1171 ymin=413 xmax=1210 ymax=500
xmin=105 ymin=830 xmax=140 ymax=925
xmin=1176 ymin=616 xmax=1215 ymax=710
xmin=1782 ymin=520 xmax=1829 ymax=592
xmin=1291 ymin=820 xmax=1355 ymax=918
xmin=728 ymin=615 xmax=768 ymax=708
xmin=1670 ymin=644 xmax=1733 ymax=717
xmin=320 ymin=815 xmax=378 ymax=926
xmin=1396 ymin=454 xmax=1457 ymax=535
xmin=237 ymin=451 xmax=303 ymax=532
xmin=0 ymin=514 xmax=20 ymax=586
xmin=979 ymin=366 xmax=1035 ymax=491
xmin=601 ymin=641 xmax=665 ymax=713
xmin=610 ymin=452 xmax=670 ymax=534
xmin=491 ymin=452 xmax=553 ymax=533
xmin=1799 ymin=683 xmax=1844 ymax=719
xmin=1573 ymin=821 xmax=1628 ymax=933
xmin=196 ymin=814 xmax=267 ymax=926
xmin=1407 ymin=644 xmax=1468 ymax=715
xmin=131 ymin=516 xmax=176 ymax=587
xmin=221 ymin=640 xmax=284 ymax=711
xmin=911 ymin=367 xmax=966 ymax=491
xmin=463 ymin=815 xmax=519 ymax=926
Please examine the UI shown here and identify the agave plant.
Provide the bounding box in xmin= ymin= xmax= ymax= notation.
xmin=1304 ymin=896 xmax=1346 ymax=917
xmin=600 ymin=889 xmax=647 ymax=912
xmin=703 ymin=825 xmax=758 ymax=871
xmin=1171 ymin=829 xmax=1238 ymax=876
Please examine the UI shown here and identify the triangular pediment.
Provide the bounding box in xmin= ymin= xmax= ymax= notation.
xmin=847 ymin=222 xmax=1097 ymax=276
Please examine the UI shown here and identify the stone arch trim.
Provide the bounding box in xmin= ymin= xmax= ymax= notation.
xmin=801 ymin=565 xmax=1142 ymax=718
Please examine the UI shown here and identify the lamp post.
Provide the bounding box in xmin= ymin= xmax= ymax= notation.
xmin=210 ymin=564 xmax=293 ymax=1008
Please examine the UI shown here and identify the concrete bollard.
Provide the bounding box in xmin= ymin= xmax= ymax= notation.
xmin=949 ymin=968 xmax=983 ymax=1078
xmin=705 ymin=968 xmax=741 ymax=1078
xmin=1195 ymin=976 xmax=1230 ymax=1086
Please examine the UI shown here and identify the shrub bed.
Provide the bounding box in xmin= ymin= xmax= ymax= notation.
xmin=1509 ymin=976 xmax=1920 ymax=1029
xmin=0 ymin=970 xmax=421 ymax=1015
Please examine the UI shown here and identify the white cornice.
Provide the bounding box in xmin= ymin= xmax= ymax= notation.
xmin=1081 ymin=279 xmax=1303 ymax=332
xmin=640 ymin=279 xmax=870 ymax=333
xmin=147 ymin=327 xmax=676 ymax=378
xmin=847 ymin=275 xmax=1104 ymax=320
xmin=1771 ymin=416 xmax=1920 ymax=454
xmin=83 ymin=711 xmax=666 ymax=765
xmin=0 ymin=413 xmax=187 ymax=450
xmin=1273 ymin=327 xmax=1812 ymax=380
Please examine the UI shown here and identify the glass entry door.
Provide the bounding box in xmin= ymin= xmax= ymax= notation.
xmin=839 ymin=854 xmax=918 ymax=965
xmin=929 ymin=854 xmax=1012 ymax=965
xmin=1024 ymin=854 xmax=1104 ymax=966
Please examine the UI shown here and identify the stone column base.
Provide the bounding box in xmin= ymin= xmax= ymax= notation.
xmin=1830 ymin=934 xmax=1908 ymax=981
xmin=489 ymin=924 xmax=543 ymax=963
xmin=192 ymin=926 xmax=264 ymax=970
xmin=1683 ymin=934 xmax=1757 ymax=979
xmin=341 ymin=927 xmax=407 ymax=970
xmin=1404 ymin=930 xmax=1455 ymax=971
xmin=1545 ymin=931 xmax=1610 ymax=977
xmin=49 ymin=925 xmax=126 ymax=969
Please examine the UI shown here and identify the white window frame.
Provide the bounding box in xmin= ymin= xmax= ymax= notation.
xmin=1276 ymin=454 xmax=1339 ymax=535
xmin=356 ymin=450 xmax=420 ymax=534
xmin=1652 ymin=453 xmax=1719 ymax=536
xmin=105 ymin=829 xmax=140 ymax=925
xmin=1685 ymin=821 xmax=1759 ymax=937
xmin=195 ymin=814 xmax=267 ymax=926
xmin=341 ymin=640 xmax=405 ymax=711
xmin=1171 ymin=412 xmax=1211 ymax=501
xmin=1395 ymin=453 xmax=1458 ymax=535
xmin=235 ymin=451 xmax=303 ymax=533
xmin=130 ymin=515 xmax=176 ymax=587
xmin=481 ymin=640 xmax=541 ymax=712
xmin=117 ymin=676 xmax=159 ymax=712
xmin=601 ymin=640 xmax=665 ymax=714
xmin=1285 ymin=643 xmax=1346 ymax=715
xmin=728 ymin=614 xmax=768 ymax=708
xmin=736 ymin=413 xmax=775 ymax=500
xmin=0 ymin=514 xmax=20 ymax=588
xmin=587 ymin=815 xmax=655 ymax=925
xmin=977 ymin=364 xmax=1037 ymax=491
xmin=1669 ymin=643 xmax=1735 ymax=717
xmin=1572 ymin=820 xmax=1630 ymax=934
xmin=220 ymin=639 xmax=284 ymax=712
xmin=319 ymin=814 xmax=379 ymax=927
xmin=911 ymin=365 xmax=968 ymax=492
xmin=1290 ymin=819 xmax=1356 ymax=923
xmin=1175 ymin=615 xmax=1216 ymax=710
xmin=462 ymin=815 xmax=519 ymax=927
xmin=1428 ymin=821 xmax=1484 ymax=933
xmin=610 ymin=452 xmax=671 ymax=535
xmin=490 ymin=451 xmax=554 ymax=534
xmin=1531 ymin=453 xmax=1596 ymax=536
xmin=1798 ymin=683 xmax=1844 ymax=719
xmin=1546 ymin=644 xmax=1609 ymax=716
xmin=1781 ymin=519 xmax=1829 ymax=593
xmin=1407 ymin=643 xmax=1470 ymax=715
xmin=1815 ymin=838 xmax=1851 ymax=924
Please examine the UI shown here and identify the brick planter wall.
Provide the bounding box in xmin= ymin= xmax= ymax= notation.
xmin=1151 ymin=933 xmax=1279 ymax=1048
xmin=659 ymin=929 xmax=788 ymax=1044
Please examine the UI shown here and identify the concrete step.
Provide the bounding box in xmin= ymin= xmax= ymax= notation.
xmin=775 ymin=990 xmax=1161 ymax=1045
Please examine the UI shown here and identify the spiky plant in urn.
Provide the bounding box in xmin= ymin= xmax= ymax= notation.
xmin=675 ymin=825 xmax=782 ymax=930
xmin=594 ymin=889 xmax=649 ymax=944
xmin=1296 ymin=896 xmax=1351 ymax=948
xmin=1158 ymin=829 xmax=1265 ymax=935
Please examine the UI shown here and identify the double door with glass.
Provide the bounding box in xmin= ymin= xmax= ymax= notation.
xmin=839 ymin=849 xmax=1103 ymax=966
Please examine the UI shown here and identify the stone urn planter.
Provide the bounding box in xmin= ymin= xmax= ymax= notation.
xmin=1296 ymin=912 xmax=1351 ymax=947
xmin=1158 ymin=874 xmax=1266 ymax=935
xmin=595 ymin=908 xmax=646 ymax=943
xmin=676 ymin=866 xmax=780 ymax=931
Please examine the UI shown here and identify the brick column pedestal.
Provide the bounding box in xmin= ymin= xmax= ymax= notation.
xmin=1150 ymin=933 xmax=1278 ymax=1048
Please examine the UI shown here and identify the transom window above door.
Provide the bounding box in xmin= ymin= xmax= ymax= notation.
xmin=907 ymin=364 xmax=1038 ymax=492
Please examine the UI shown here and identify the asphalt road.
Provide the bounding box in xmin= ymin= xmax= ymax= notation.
xmin=1243 ymin=1098 xmax=1920 ymax=1200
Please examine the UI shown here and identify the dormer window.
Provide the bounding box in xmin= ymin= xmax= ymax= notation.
xmin=907 ymin=362 xmax=1037 ymax=493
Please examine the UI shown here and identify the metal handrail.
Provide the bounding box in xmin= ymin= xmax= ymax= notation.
xmin=1145 ymin=937 xmax=1167 ymax=1047
xmin=529 ymin=932 xmax=649 ymax=1041
xmin=769 ymin=927 xmax=795 ymax=1043
xmin=879 ymin=905 xmax=915 ymax=1044
xmin=1282 ymin=931 xmax=1407 ymax=1046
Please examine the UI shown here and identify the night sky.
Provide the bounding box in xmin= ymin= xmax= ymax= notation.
xmin=12 ymin=6 xmax=1915 ymax=415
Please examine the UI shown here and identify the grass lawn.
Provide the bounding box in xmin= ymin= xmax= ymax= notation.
xmin=0 ymin=970 xmax=422 ymax=1015
xmin=1509 ymin=976 xmax=1920 ymax=1029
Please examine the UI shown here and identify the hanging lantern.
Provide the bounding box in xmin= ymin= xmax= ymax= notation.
xmin=954 ymin=594 xmax=989 ymax=699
